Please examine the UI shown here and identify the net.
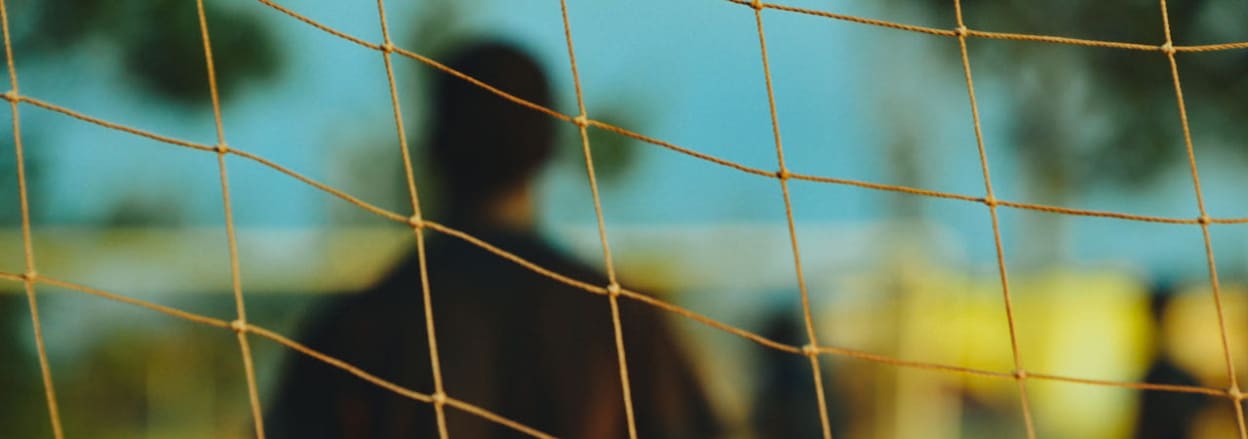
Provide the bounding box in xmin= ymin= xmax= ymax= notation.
xmin=4 ymin=0 xmax=1248 ymax=438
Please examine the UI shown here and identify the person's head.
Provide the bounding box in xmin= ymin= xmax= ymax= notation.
xmin=428 ymin=40 xmax=555 ymax=223
xmin=1148 ymin=279 xmax=1177 ymax=325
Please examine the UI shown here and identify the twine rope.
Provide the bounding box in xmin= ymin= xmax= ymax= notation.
xmin=5 ymin=0 xmax=1248 ymax=437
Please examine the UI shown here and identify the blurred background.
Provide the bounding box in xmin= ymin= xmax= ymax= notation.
xmin=2 ymin=0 xmax=1248 ymax=437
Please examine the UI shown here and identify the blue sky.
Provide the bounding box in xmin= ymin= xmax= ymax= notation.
xmin=11 ymin=0 xmax=1248 ymax=279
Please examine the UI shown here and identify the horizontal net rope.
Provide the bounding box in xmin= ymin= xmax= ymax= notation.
xmin=13 ymin=92 xmax=1248 ymax=229
xmin=0 ymin=271 xmax=552 ymax=438
xmin=6 ymin=0 xmax=1248 ymax=437
xmin=726 ymin=0 xmax=1248 ymax=53
xmin=0 ymin=270 xmax=1234 ymax=401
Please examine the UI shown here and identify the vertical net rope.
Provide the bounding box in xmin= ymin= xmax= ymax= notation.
xmin=748 ymin=3 xmax=834 ymax=437
xmin=2 ymin=0 xmax=1248 ymax=438
xmin=0 ymin=0 xmax=61 ymax=437
xmin=556 ymin=0 xmax=640 ymax=437
xmin=374 ymin=0 xmax=451 ymax=436
xmin=192 ymin=0 xmax=267 ymax=436
xmin=949 ymin=0 xmax=1036 ymax=436
xmin=1156 ymin=0 xmax=1247 ymax=435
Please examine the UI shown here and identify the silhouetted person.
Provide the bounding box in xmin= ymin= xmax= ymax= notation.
xmin=1133 ymin=282 xmax=1206 ymax=439
xmin=265 ymin=41 xmax=718 ymax=438
xmin=749 ymin=307 xmax=844 ymax=438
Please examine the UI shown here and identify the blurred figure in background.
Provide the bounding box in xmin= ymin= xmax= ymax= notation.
xmin=1133 ymin=281 xmax=1206 ymax=439
xmin=265 ymin=40 xmax=718 ymax=438
xmin=749 ymin=306 xmax=846 ymax=437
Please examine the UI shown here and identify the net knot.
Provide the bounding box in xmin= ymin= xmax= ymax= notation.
xmin=1013 ymin=369 xmax=1029 ymax=380
xmin=801 ymin=343 xmax=818 ymax=357
xmin=381 ymin=43 xmax=396 ymax=54
xmin=1197 ymin=215 xmax=1211 ymax=225
xmin=431 ymin=392 xmax=447 ymax=406
xmin=606 ymin=282 xmax=622 ymax=298
xmin=776 ymin=169 xmax=791 ymax=180
xmin=954 ymin=26 xmax=969 ymax=38
xmin=407 ymin=214 xmax=424 ymax=229
xmin=982 ymin=196 xmax=998 ymax=207
xmin=215 ymin=143 xmax=230 ymax=155
xmin=750 ymin=0 xmax=763 ymax=11
xmin=572 ymin=115 xmax=589 ymax=128
xmin=1160 ymin=42 xmax=1176 ymax=55
xmin=20 ymin=270 xmax=37 ymax=282
xmin=1230 ymin=386 xmax=1244 ymax=400
xmin=229 ymin=319 xmax=248 ymax=334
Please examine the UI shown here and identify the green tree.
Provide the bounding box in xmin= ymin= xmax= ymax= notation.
xmin=1 ymin=4 xmax=285 ymax=432
xmin=21 ymin=0 xmax=281 ymax=104
xmin=1 ymin=0 xmax=284 ymax=227
xmin=895 ymin=0 xmax=1247 ymax=265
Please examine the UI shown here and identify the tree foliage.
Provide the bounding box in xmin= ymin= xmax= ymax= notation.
xmin=21 ymin=0 xmax=282 ymax=105
xmin=908 ymin=0 xmax=1248 ymax=188
xmin=1 ymin=0 xmax=285 ymax=227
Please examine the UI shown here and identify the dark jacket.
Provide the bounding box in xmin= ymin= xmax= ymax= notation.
xmin=267 ymin=225 xmax=718 ymax=438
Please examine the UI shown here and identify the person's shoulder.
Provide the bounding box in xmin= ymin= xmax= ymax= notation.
xmin=429 ymin=229 xmax=609 ymax=284
xmin=296 ymin=291 xmax=380 ymax=340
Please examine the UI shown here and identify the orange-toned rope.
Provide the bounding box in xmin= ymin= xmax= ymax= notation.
xmin=22 ymin=88 xmax=1248 ymax=228
xmin=13 ymin=82 xmax=1248 ymax=429
xmin=193 ymin=1 xmax=266 ymax=436
xmin=747 ymin=3 xmax=833 ymax=437
xmin=0 ymin=0 xmax=62 ymax=437
xmin=1157 ymin=0 xmax=1248 ymax=436
xmin=556 ymin=1 xmax=639 ymax=437
xmin=0 ymin=271 xmax=553 ymax=438
xmin=202 ymin=1 xmax=1248 ymax=228
xmin=724 ymin=0 xmax=1248 ymax=53
xmin=13 ymin=77 xmax=1248 ymax=391
xmin=373 ymin=1 xmax=451 ymax=437
xmin=11 ymin=0 xmax=1248 ymax=435
xmin=2 ymin=265 xmax=1236 ymax=425
xmin=952 ymin=1 xmax=1036 ymax=437
xmin=1177 ymin=41 xmax=1248 ymax=53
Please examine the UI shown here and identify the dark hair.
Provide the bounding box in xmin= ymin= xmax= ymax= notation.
xmin=429 ymin=41 xmax=555 ymax=216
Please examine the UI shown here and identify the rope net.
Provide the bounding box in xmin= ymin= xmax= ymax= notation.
xmin=4 ymin=0 xmax=1248 ymax=438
